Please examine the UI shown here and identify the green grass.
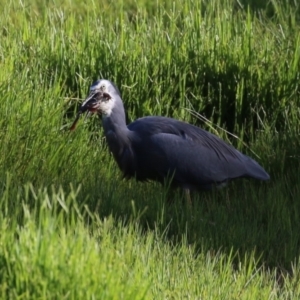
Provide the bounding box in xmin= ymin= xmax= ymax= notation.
xmin=1 ymin=183 xmax=300 ymax=299
xmin=0 ymin=0 xmax=300 ymax=298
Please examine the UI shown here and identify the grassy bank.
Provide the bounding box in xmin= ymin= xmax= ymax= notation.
xmin=0 ymin=0 xmax=300 ymax=298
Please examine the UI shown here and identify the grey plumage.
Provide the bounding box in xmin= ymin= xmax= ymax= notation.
xmin=71 ymin=79 xmax=269 ymax=192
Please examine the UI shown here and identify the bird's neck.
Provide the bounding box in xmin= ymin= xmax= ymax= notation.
xmin=101 ymin=105 xmax=128 ymax=137
xmin=100 ymin=102 xmax=136 ymax=178
xmin=101 ymin=104 xmax=131 ymax=169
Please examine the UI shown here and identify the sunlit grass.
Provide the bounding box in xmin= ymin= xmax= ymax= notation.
xmin=1 ymin=183 xmax=299 ymax=299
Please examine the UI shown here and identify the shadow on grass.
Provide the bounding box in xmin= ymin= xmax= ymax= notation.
xmin=80 ymin=162 xmax=300 ymax=272
xmin=235 ymin=0 xmax=300 ymax=20
xmin=60 ymin=129 xmax=300 ymax=273
xmin=3 ymin=126 xmax=299 ymax=274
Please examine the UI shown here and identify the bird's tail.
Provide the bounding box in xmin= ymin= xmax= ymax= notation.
xmin=245 ymin=157 xmax=270 ymax=181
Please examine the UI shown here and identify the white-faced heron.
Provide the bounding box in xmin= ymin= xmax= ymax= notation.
xmin=70 ymin=79 xmax=270 ymax=200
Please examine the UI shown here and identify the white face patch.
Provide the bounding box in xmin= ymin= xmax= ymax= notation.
xmin=99 ymin=97 xmax=116 ymax=116
xmin=88 ymin=79 xmax=116 ymax=116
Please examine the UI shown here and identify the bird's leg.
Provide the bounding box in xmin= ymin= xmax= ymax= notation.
xmin=166 ymin=188 xmax=177 ymax=205
xmin=184 ymin=188 xmax=192 ymax=206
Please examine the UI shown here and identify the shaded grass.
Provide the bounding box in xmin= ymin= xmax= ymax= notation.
xmin=0 ymin=0 xmax=300 ymax=298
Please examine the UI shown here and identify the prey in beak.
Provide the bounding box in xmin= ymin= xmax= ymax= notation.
xmin=69 ymin=90 xmax=110 ymax=131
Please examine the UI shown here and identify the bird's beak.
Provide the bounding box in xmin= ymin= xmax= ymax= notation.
xmin=69 ymin=91 xmax=102 ymax=131
xmin=81 ymin=91 xmax=102 ymax=113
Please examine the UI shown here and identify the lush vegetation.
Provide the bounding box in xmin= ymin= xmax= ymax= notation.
xmin=0 ymin=0 xmax=300 ymax=298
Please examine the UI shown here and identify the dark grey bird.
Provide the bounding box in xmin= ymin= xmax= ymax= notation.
xmin=70 ymin=79 xmax=269 ymax=199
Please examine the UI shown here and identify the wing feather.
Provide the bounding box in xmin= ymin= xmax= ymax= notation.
xmin=128 ymin=116 xmax=242 ymax=161
xmin=127 ymin=116 xmax=269 ymax=187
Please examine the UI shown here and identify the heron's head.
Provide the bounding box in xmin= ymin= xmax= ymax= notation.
xmin=80 ymin=79 xmax=121 ymax=116
xmin=70 ymin=79 xmax=122 ymax=131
